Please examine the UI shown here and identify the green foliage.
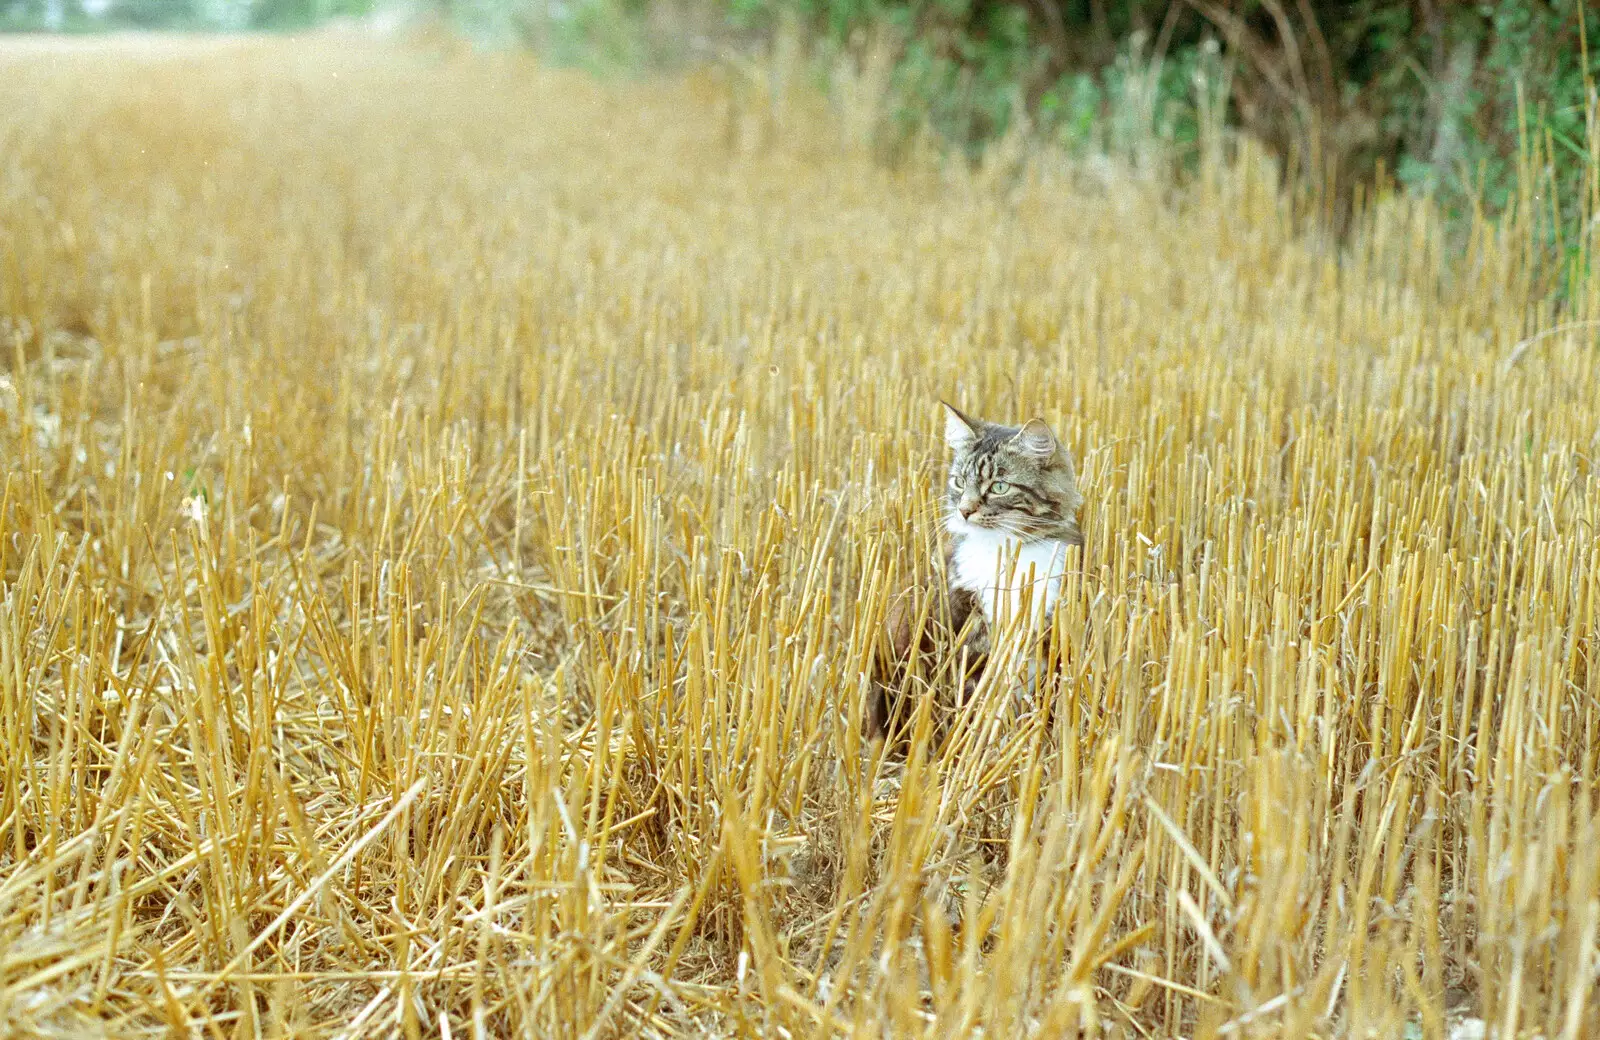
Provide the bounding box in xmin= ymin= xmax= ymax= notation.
xmin=710 ymin=0 xmax=1599 ymax=275
xmin=0 ymin=0 xmax=375 ymax=31
xmin=250 ymin=0 xmax=319 ymax=29
xmin=112 ymin=0 xmax=203 ymax=28
xmin=535 ymin=0 xmax=658 ymax=72
xmin=0 ymin=0 xmax=110 ymax=31
xmin=1351 ymin=2 xmax=1599 ymax=299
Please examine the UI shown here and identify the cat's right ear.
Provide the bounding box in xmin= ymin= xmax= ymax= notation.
xmin=942 ymin=401 xmax=978 ymax=450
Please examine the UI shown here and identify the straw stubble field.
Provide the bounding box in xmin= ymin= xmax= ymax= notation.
xmin=2 ymin=29 xmax=1598 ymax=1039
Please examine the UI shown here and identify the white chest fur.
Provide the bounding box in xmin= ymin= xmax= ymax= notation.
xmin=948 ymin=525 xmax=1070 ymax=628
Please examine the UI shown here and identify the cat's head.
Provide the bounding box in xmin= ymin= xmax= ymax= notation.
xmin=942 ymin=402 xmax=1084 ymax=545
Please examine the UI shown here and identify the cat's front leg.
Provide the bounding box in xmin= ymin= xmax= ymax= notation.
xmin=947 ymin=586 xmax=989 ymax=704
xmin=866 ymin=582 xmax=935 ymax=740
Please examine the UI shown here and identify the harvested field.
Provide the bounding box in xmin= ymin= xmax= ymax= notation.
xmin=2 ymin=30 xmax=1598 ymax=1038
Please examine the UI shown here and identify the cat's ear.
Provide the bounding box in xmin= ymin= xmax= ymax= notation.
xmin=1013 ymin=418 xmax=1058 ymax=460
xmin=942 ymin=401 xmax=978 ymax=450
xmin=1021 ymin=420 xmax=1084 ymax=509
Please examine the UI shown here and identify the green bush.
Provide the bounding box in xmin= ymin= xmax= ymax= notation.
xmin=719 ymin=0 xmax=1598 ymax=282
xmin=0 ymin=0 xmax=376 ymax=31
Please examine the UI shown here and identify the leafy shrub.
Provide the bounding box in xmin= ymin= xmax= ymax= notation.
xmin=717 ymin=0 xmax=1599 ymax=279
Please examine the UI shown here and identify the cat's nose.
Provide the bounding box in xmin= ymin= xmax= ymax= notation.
xmin=959 ymin=500 xmax=978 ymax=519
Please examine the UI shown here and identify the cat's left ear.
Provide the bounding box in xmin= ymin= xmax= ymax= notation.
xmin=1013 ymin=418 xmax=1058 ymax=460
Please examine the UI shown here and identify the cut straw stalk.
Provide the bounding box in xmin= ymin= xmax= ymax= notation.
xmin=0 ymin=30 xmax=1597 ymax=1038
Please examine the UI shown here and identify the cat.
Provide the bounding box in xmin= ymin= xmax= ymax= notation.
xmin=867 ymin=401 xmax=1084 ymax=742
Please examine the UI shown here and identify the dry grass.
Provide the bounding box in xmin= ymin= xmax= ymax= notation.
xmin=2 ymin=28 xmax=1599 ymax=1039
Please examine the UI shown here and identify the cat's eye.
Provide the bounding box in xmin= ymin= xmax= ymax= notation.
xmin=949 ymin=473 xmax=963 ymax=488
xmin=989 ymin=480 xmax=1012 ymax=495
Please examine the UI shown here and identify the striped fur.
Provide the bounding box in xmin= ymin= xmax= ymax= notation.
xmin=866 ymin=403 xmax=1084 ymax=742
xmin=942 ymin=402 xmax=1083 ymax=628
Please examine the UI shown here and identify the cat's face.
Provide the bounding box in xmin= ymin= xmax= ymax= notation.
xmin=943 ymin=403 xmax=1084 ymax=545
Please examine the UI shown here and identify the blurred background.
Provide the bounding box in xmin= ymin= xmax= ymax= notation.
xmin=5 ymin=0 xmax=1596 ymax=270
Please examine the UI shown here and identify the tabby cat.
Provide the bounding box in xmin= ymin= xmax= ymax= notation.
xmin=867 ymin=402 xmax=1084 ymax=740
